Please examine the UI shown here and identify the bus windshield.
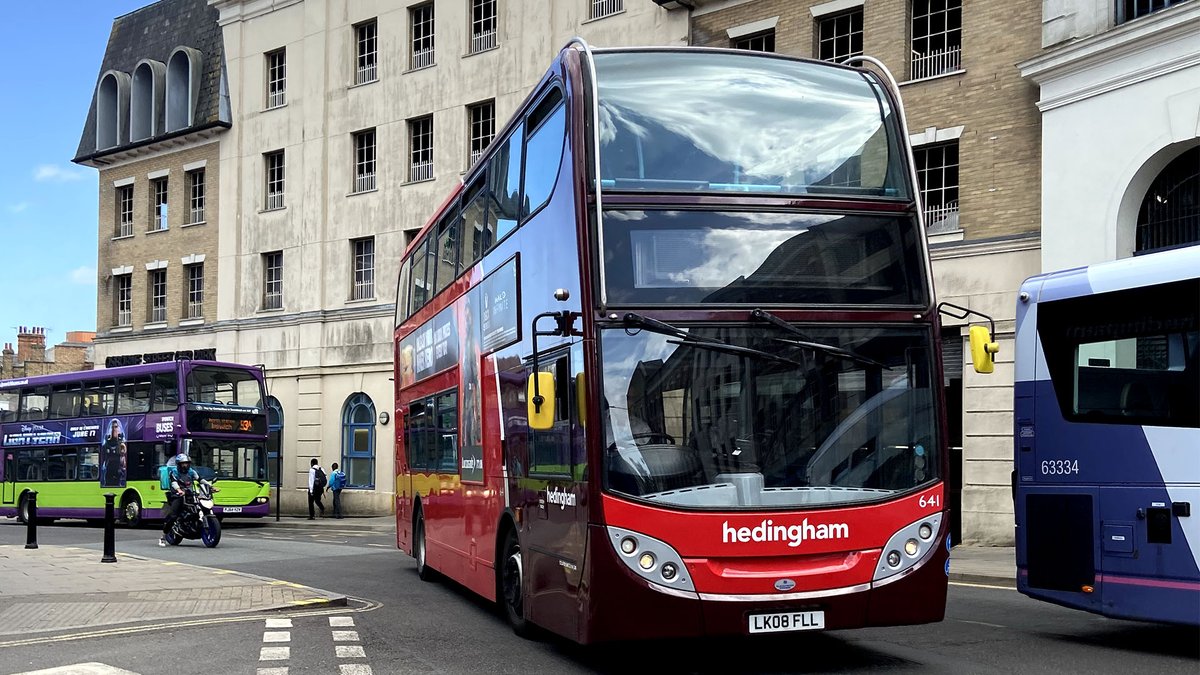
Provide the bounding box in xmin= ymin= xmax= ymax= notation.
xmin=189 ymin=439 xmax=267 ymax=481
xmin=594 ymin=51 xmax=909 ymax=198
xmin=602 ymin=210 xmax=925 ymax=306
xmin=186 ymin=367 xmax=264 ymax=408
xmin=600 ymin=324 xmax=936 ymax=509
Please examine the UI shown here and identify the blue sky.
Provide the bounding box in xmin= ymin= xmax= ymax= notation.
xmin=0 ymin=1 xmax=149 ymax=351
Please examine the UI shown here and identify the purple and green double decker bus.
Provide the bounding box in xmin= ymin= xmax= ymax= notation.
xmin=1 ymin=360 xmax=271 ymax=525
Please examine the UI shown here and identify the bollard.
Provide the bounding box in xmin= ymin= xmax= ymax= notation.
xmin=101 ymin=493 xmax=117 ymax=563
xmin=24 ymin=491 xmax=38 ymax=550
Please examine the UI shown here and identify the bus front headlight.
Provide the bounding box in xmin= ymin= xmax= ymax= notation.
xmin=873 ymin=514 xmax=943 ymax=584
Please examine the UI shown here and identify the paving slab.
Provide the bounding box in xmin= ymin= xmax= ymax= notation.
xmin=949 ymin=545 xmax=1015 ymax=587
xmin=0 ymin=545 xmax=344 ymax=637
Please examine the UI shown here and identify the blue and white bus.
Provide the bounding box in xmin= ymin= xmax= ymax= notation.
xmin=1013 ymin=245 xmax=1199 ymax=626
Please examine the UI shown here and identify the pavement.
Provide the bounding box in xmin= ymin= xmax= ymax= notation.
xmin=0 ymin=544 xmax=345 ymax=638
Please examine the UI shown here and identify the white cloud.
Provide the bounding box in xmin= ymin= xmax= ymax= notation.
xmin=70 ymin=266 xmax=96 ymax=285
xmin=34 ymin=164 xmax=86 ymax=183
xmin=7 ymin=202 xmax=30 ymax=214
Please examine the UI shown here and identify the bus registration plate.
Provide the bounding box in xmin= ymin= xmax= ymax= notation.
xmin=748 ymin=611 xmax=825 ymax=634
xmin=222 ymin=507 xmax=242 ymax=513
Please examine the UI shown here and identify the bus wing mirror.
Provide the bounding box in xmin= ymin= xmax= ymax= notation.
xmin=527 ymin=372 xmax=556 ymax=431
xmin=968 ymin=325 xmax=999 ymax=374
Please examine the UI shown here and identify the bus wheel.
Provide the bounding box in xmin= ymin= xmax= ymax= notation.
xmin=414 ymin=510 xmax=437 ymax=581
xmin=17 ymin=493 xmax=30 ymax=524
xmin=500 ymin=528 xmax=533 ymax=638
xmin=121 ymin=495 xmax=142 ymax=527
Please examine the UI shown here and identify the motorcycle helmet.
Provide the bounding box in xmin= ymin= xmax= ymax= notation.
xmin=174 ymin=453 xmax=192 ymax=472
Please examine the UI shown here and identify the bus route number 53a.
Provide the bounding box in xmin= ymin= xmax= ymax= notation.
xmin=1041 ymin=459 xmax=1079 ymax=475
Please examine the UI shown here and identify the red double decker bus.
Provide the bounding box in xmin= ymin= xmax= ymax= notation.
xmin=394 ymin=41 xmax=982 ymax=643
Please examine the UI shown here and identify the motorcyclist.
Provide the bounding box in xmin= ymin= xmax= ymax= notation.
xmin=160 ymin=453 xmax=199 ymax=547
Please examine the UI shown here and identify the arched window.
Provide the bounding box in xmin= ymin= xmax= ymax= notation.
xmin=130 ymin=60 xmax=166 ymax=142
xmin=96 ymin=71 xmax=129 ymax=149
xmin=266 ymin=396 xmax=284 ymax=487
xmin=166 ymin=47 xmax=202 ymax=132
xmin=342 ymin=393 xmax=376 ymax=488
xmin=1136 ymin=146 xmax=1200 ymax=254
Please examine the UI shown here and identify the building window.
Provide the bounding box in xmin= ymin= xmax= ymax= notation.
xmin=185 ymin=263 xmax=204 ymax=319
xmin=591 ymin=0 xmax=624 ymax=19
xmin=410 ymin=3 xmax=435 ymax=70
xmin=817 ymin=9 xmax=863 ymax=63
xmin=342 ymin=392 xmax=376 ymax=488
xmin=1118 ymin=0 xmax=1191 ymax=24
xmin=470 ymin=0 xmax=497 ymax=53
xmin=150 ymin=177 xmax=169 ymax=231
xmin=911 ymin=0 xmax=962 ymax=80
xmin=148 ymin=269 xmax=167 ymax=324
xmin=116 ymin=185 xmax=134 ymax=238
xmin=732 ymin=30 xmax=775 ymax=52
xmin=351 ymin=237 xmax=376 ymax=300
xmin=353 ymin=129 xmax=377 ymax=193
xmin=115 ymin=274 xmax=132 ymax=327
xmin=263 ymin=251 xmax=283 ymax=310
xmin=409 ymin=115 xmax=434 ymax=182
xmin=468 ymin=100 xmax=495 ymax=167
xmin=1136 ymin=146 xmax=1199 ymax=254
xmin=266 ymin=396 xmax=284 ymax=487
xmin=914 ymin=141 xmax=960 ymax=232
xmin=266 ymin=48 xmax=287 ymax=108
xmin=355 ymin=19 xmax=378 ymax=84
xmin=187 ymin=169 xmax=205 ymax=224
xmin=265 ymin=150 xmax=285 ymax=210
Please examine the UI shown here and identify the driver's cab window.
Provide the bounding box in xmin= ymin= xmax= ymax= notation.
xmin=529 ymin=353 xmax=571 ymax=476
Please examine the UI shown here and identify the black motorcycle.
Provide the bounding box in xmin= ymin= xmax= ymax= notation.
xmin=164 ymin=481 xmax=222 ymax=548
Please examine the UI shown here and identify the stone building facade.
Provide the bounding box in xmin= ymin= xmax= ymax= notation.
xmin=0 ymin=328 xmax=95 ymax=381
xmin=658 ymin=0 xmax=1047 ymax=543
xmin=73 ymin=0 xmax=230 ymax=367
xmin=206 ymin=0 xmax=688 ymax=515
xmin=1020 ymin=0 xmax=1200 ymax=270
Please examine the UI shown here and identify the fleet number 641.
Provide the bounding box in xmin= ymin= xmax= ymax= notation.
xmin=919 ymin=494 xmax=941 ymax=508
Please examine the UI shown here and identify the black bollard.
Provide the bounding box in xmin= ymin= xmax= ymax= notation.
xmin=101 ymin=493 xmax=117 ymax=563
xmin=24 ymin=491 xmax=38 ymax=550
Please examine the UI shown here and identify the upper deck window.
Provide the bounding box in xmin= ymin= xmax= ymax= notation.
xmin=593 ymin=51 xmax=909 ymax=200
xmin=186 ymin=367 xmax=264 ymax=409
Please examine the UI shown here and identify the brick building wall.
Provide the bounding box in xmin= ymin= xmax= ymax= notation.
xmin=96 ymin=140 xmax=221 ymax=333
xmin=0 ymin=328 xmax=94 ymax=380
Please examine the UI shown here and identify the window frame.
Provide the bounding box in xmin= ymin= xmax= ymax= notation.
xmin=469 ymin=0 xmax=498 ymax=54
xmin=185 ymin=262 xmax=204 ymax=319
xmin=115 ymin=273 xmax=133 ymax=327
xmin=408 ymin=115 xmax=434 ymax=183
xmin=590 ymin=0 xmax=625 ymax=20
xmin=468 ymin=99 xmax=495 ymax=168
xmin=351 ymin=236 xmax=376 ymax=301
xmin=266 ymin=48 xmax=287 ymax=109
xmin=342 ymin=392 xmax=378 ymax=488
xmin=263 ymin=251 xmax=284 ymax=310
xmin=409 ymin=3 xmax=435 ymax=70
xmin=816 ymin=7 xmax=864 ymax=63
xmin=187 ymin=168 xmax=206 ymax=224
xmin=116 ymin=184 xmax=134 ymax=238
xmin=265 ymin=150 xmax=286 ymax=210
xmin=352 ymin=128 xmax=377 ymax=193
xmin=732 ymin=30 xmax=776 ymax=52
xmin=150 ymin=177 xmax=169 ymax=231
xmin=354 ymin=19 xmax=378 ymax=85
xmin=910 ymin=0 xmax=962 ymax=80
xmin=913 ymin=140 xmax=960 ymax=231
xmin=148 ymin=268 xmax=168 ymax=324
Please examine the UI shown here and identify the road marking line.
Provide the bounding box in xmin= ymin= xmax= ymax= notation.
xmin=265 ymin=619 xmax=293 ymax=629
xmin=329 ymin=616 xmax=355 ymax=627
xmin=339 ymin=665 xmax=373 ymax=675
xmin=366 ymin=544 xmax=390 ymax=548
xmin=335 ymin=646 xmax=367 ymax=658
xmin=263 ymin=631 xmax=291 ymax=643
xmin=949 ymin=581 xmax=1016 ymax=592
xmin=332 ymin=630 xmax=360 ymax=642
xmin=315 ymin=539 xmax=343 ymax=544
xmin=956 ymin=619 xmax=1007 ymax=629
xmin=259 ymin=646 xmax=290 ymax=661
xmin=257 ymin=669 xmax=289 ymax=675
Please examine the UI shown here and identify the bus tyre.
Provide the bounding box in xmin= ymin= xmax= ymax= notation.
xmin=120 ymin=495 xmax=142 ymax=527
xmin=414 ymin=510 xmax=437 ymax=581
xmin=500 ymin=528 xmax=534 ymax=638
xmin=17 ymin=493 xmax=31 ymax=524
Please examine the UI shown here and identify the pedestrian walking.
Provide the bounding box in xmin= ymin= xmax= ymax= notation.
xmin=308 ymin=458 xmax=327 ymax=520
xmin=329 ymin=462 xmax=347 ymax=519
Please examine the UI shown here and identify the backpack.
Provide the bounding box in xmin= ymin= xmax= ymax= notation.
xmin=330 ymin=469 xmax=346 ymax=491
xmin=312 ymin=466 xmax=327 ymax=492
xmin=158 ymin=465 xmax=171 ymax=491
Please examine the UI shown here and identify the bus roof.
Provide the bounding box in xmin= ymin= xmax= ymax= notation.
xmin=1023 ymin=245 xmax=1200 ymax=305
xmin=0 ymin=360 xmax=262 ymax=390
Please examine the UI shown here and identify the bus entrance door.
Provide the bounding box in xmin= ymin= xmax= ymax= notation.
xmin=2 ymin=451 xmax=15 ymax=504
xmin=523 ymin=347 xmax=587 ymax=640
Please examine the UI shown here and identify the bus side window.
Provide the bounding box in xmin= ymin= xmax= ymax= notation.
xmin=434 ymin=206 xmax=462 ymax=295
xmin=522 ymin=90 xmax=566 ymax=219
xmin=530 ymin=355 xmax=571 ymax=475
xmin=19 ymin=387 xmax=49 ymax=421
xmin=117 ymin=377 xmax=152 ymax=414
xmin=49 ymin=384 xmax=82 ymax=419
xmin=405 ymin=398 xmax=429 ymax=472
xmin=152 ymin=372 xmax=179 ymax=412
xmin=409 ymin=237 xmax=430 ymax=312
xmin=396 ymin=257 xmax=411 ymax=324
xmin=0 ymin=389 xmax=17 ymax=422
xmin=82 ymin=381 xmax=115 ymax=417
xmin=489 ymin=122 xmax=524 ymax=242
xmin=18 ymin=449 xmax=46 ymax=481
xmin=461 ymin=175 xmax=492 ymax=266
xmin=436 ymin=390 xmax=459 ymax=472
xmin=79 ymin=448 xmax=100 ymax=481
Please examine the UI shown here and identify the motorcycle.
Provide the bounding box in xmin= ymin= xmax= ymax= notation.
xmin=164 ymin=481 xmax=222 ymax=548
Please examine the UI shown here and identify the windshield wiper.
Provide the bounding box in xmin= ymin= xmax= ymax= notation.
xmin=751 ymin=308 xmax=891 ymax=369
xmin=621 ymin=313 xmax=799 ymax=366
xmin=666 ymin=339 xmax=803 ymax=366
